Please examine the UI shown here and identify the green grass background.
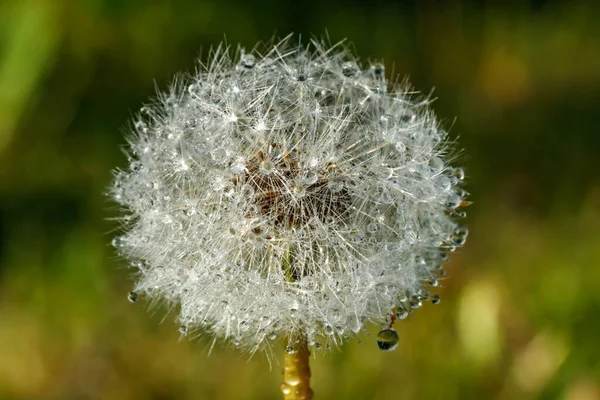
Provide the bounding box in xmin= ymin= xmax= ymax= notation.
xmin=1 ymin=0 xmax=599 ymax=399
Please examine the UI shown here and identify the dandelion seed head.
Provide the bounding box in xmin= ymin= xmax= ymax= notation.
xmin=110 ymin=36 xmax=468 ymax=351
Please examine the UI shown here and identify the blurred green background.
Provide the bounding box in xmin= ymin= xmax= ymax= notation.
xmin=1 ymin=0 xmax=599 ymax=399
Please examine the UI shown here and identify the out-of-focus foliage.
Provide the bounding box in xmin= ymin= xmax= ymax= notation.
xmin=0 ymin=0 xmax=598 ymax=399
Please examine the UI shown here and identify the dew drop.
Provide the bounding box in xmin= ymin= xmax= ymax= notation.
xmin=324 ymin=325 xmax=334 ymax=336
xmin=327 ymin=177 xmax=344 ymax=193
xmin=352 ymin=232 xmax=364 ymax=244
xmin=436 ymin=176 xmax=451 ymax=191
xmin=417 ymin=289 xmax=430 ymax=301
xmin=285 ymin=345 xmax=296 ymax=354
xmin=445 ymin=241 xmax=457 ymax=252
xmin=379 ymin=188 xmax=394 ymax=204
xmin=409 ymin=297 xmax=422 ymax=309
xmin=376 ymin=328 xmax=399 ymax=352
xmin=292 ymin=69 xmax=309 ymax=82
xmin=455 ymin=226 xmax=469 ymax=238
xmin=451 ymin=234 xmax=467 ymax=246
xmin=127 ymin=291 xmax=138 ymax=303
xmin=179 ymin=325 xmax=188 ymax=336
xmin=281 ymin=383 xmax=292 ymax=395
xmin=431 ymin=294 xmax=441 ymax=305
xmin=111 ymin=236 xmax=124 ymax=249
xmin=293 ymin=185 xmax=306 ymax=197
xmin=240 ymin=54 xmax=256 ymax=69
xmin=395 ymin=308 xmax=408 ymax=320
xmin=342 ymin=61 xmax=360 ymax=78
xmin=134 ymin=120 xmax=148 ymax=134
xmin=400 ymin=112 xmax=415 ymax=123
xmin=445 ymin=194 xmax=462 ymax=211
xmin=240 ymin=184 xmax=255 ymax=199
xmin=260 ymin=160 xmax=275 ymax=175
xmin=451 ymin=167 xmax=465 ymax=182
xmin=372 ymin=62 xmax=385 ymax=78
xmin=438 ymin=251 xmax=449 ymax=262
xmin=230 ymin=162 xmax=245 ymax=174
xmin=429 ymin=157 xmax=444 ymax=173
xmin=223 ymin=184 xmax=235 ymax=197
xmin=314 ymin=343 xmax=322 ymax=350
xmin=188 ymin=83 xmax=202 ymax=97
xmin=366 ymin=222 xmax=378 ymax=233
xmin=268 ymin=332 xmax=276 ymax=340
xmin=330 ymin=308 xmax=341 ymax=321
xmin=303 ymin=171 xmax=318 ymax=185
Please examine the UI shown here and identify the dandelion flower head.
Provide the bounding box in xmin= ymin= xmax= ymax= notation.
xmin=111 ymin=37 xmax=468 ymax=352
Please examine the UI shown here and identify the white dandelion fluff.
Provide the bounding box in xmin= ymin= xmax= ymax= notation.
xmin=110 ymin=36 xmax=468 ymax=354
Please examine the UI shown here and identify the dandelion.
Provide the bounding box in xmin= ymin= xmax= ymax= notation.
xmin=110 ymin=35 xmax=468 ymax=399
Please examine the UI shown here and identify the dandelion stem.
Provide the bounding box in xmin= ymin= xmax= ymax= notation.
xmin=281 ymin=245 xmax=312 ymax=399
xmin=282 ymin=335 xmax=313 ymax=400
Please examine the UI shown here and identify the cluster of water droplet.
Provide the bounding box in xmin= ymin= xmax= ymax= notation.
xmin=110 ymin=36 xmax=468 ymax=353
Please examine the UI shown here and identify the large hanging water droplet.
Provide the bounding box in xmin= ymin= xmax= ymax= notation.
xmin=127 ymin=291 xmax=138 ymax=303
xmin=376 ymin=328 xmax=399 ymax=352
